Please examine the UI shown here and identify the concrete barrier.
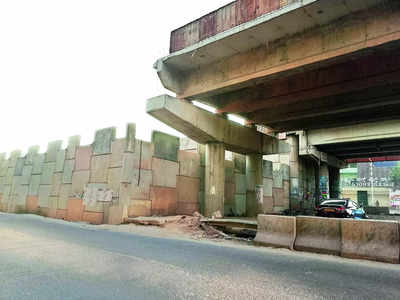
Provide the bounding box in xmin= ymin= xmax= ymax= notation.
xmin=341 ymin=219 xmax=400 ymax=264
xmin=295 ymin=216 xmax=341 ymax=255
xmin=255 ymin=215 xmax=296 ymax=249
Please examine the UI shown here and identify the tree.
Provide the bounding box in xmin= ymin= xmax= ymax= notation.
xmin=390 ymin=162 xmax=400 ymax=188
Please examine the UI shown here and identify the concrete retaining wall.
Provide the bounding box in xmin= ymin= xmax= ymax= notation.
xmin=257 ymin=214 xmax=400 ymax=264
xmin=341 ymin=219 xmax=400 ymax=264
xmin=295 ymin=216 xmax=341 ymax=255
xmin=0 ymin=125 xmax=202 ymax=224
xmin=255 ymin=215 xmax=296 ymax=249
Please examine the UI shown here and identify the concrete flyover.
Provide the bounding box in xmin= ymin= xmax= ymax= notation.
xmin=148 ymin=0 xmax=400 ymax=216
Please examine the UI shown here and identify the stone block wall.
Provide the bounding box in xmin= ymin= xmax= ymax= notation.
xmin=0 ymin=126 xmax=202 ymax=224
xmin=262 ymin=154 xmax=290 ymax=214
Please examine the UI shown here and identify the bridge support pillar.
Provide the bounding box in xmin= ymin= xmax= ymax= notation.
xmin=329 ymin=167 xmax=341 ymax=199
xmin=288 ymin=135 xmax=301 ymax=211
xmin=319 ymin=164 xmax=330 ymax=201
xmin=205 ymin=142 xmax=225 ymax=217
xmin=246 ymin=154 xmax=263 ymax=217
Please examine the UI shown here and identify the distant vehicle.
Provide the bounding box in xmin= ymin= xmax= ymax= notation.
xmin=316 ymin=199 xmax=367 ymax=219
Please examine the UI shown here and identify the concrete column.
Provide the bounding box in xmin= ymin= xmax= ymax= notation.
xmin=329 ymin=167 xmax=340 ymax=199
xmin=246 ymin=154 xmax=263 ymax=217
xmin=319 ymin=163 xmax=330 ymax=201
xmin=205 ymin=143 xmax=225 ymax=217
xmin=288 ymin=135 xmax=300 ymax=211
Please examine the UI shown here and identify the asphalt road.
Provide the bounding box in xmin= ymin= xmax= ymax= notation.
xmin=1 ymin=213 xmax=399 ymax=300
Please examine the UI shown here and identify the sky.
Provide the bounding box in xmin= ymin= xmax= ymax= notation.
xmin=0 ymin=0 xmax=232 ymax=156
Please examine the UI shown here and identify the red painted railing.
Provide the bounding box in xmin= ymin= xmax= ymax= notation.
xmin=170 ymin=0 xmax=299 ymax=53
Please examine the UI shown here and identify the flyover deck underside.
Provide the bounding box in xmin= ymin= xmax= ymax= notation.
xmin=208 ymin=45 xmax=400 ymax=132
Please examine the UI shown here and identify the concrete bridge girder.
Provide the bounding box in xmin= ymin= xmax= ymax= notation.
xmin=146 ymin=95 xmax=289 ymax=156
xmin=147 ymin=95 xmax=291 ymax=217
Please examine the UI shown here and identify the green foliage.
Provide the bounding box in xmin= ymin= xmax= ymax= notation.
xmin=390 ymin=162 xmax=400 ymax=188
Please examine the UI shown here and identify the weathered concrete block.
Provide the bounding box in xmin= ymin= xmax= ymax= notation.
xmin=180 ymin=138 xmax=198 ymax=151
xmin=128 ymin=200 xmax=151 ymax=217
xmin=121 ymin=153 xmax=139 ymax=184
xmin=341 ymin=219 xmax=400 ymax=264
xmin=90 ymin=155 xmax=110 ymax=183
xmin=225 ymin=160 xmax=234 ymax=183
xmin=93 ymin=127 xmax=116 ymax=155
xmin=83 ymin=183 xmax=107 ymax=213
xmin=0 ymin=177 xmax=4 ymax=195
xmin=273 ymin=188 xmax=285 ymax=207
xmin=66 ymin=198 xmax=84 ymax=222
xmin=178 ymin=203 xmax=199 ymax=216
xmin=107 ymin=205 xmax=128 ymax=225
xmin=198 ymin=191 xmax=205 ymax=215
xmin=225 ymin=181 xmax=235 ymax=205
xmin=38 ymin=185 xmax=51 ymax=208
xmin=46 ymin=141 xmax=62 ymax=162
xmin=2 ymin=185 xmax=11 ymax=204
xmin=6 ymin=168 xmax=15 ymax=185
xmin=199 ymin=166 xmax=205 ymax=191
xmin=28 ymin=175 xmax=41 ymax=196
xmin=246 ymin=191 xmax=258 ymax=218
xmin=290 ymin=177 xmax=299 ymax=196
xmin=8 ymin=150 xmax=21 ymax=168
xmin=107 ymin=168 xmax=122 ymax=194
xmin=66 ymin=136 xmax=81 ymax=159
xmin=131 ymin=169 xmax=152 ymax=200
xmin=255 ymin=215 xmax=296 ymax=249
xmin=71 ymin=170 xmax=90 ymax=197
xmin=178 ymin=150 xmax=201 ymax=178
xmin=290 ymin=161 xmax=299 ymax=178
xmin=0 ymin=158 xmax=8 ymax=177
xmin=56 ymin=209 xmax=67 ymax=220
xmin=150 ymin=186 xmax=177 ymax=216
xmin=281 ymin=164 xmax=290 ymax=181
xmin=25 ymin=146 xmax=40 ymax=165
xmin=234 ymin=194 xmax=246 ymax=216
xmin=55 ymin=150 xmax=66 ymax=173
xmin=51 ymin=173 xmax=62 ymax=196
xmin=48 ymin=196 xmax=58 ymax=218
xmin=110 ymin=139 xmax=125 ymax=168
xmin=152 ymin=157 xmax=179 ymax=188
xmin=283 ymin=180 xmax=290 ymax=207
xmin=263 ymin=178 xmax=273 ymax=197
xmin=40 ymin=162 xmax=55 ymax=185
xmin=263 ymin=196 xmax=274 ymax=213
xmin=21 ymin=165 xmax=32 ymax=185
xmin=233 ymin=153 xmax=246 ymax=174
xmin=11 ymin=176 xmax=22 ymax=196
xmin=32 ymin=154 xmax=45 ymax=175
xmin=26 ymin=196 xmax=38 ymax=213
xmin=63 ymin=159 xmax=74 ymax=184
xmin=295 ymin=216 xmax=341 ymax=255
xmin=176 ymin=176 xmax=199 ymax=215
xmin=263 ymin=160 xmax=273 ymax=178
xmin=15 ymin=185 xmax=28 ymax=206
xmin=59 ymin=184 xmax=72 ymax=209
xmin=83 ymin=211 xmax=103 ymax=225
xmin=119 ymin=183 xmax=132 ymax=205
xmin=278 ymin=154 xmax=290 ymax=166
xmin=273 ymin=166 xmax=283 ymax=188
xmin=125 ymin=123 xmax=136 ymax=153
xmin=198 ymin=144 xmax=206 ymax=167
xmin=152 ymin=131 xmax=179 ymax=162
xmin=235 ymin=173 xmax=246 ymax=194
xmin=246 ymin=170 xmax=256 ymax=192
xmin=14 ymin=158 xmax=25 ymax=176
xmin=137 ymin=141 xmax=153 ymax=170
xmin=75 ymin=146 xmax=92 ymax=171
